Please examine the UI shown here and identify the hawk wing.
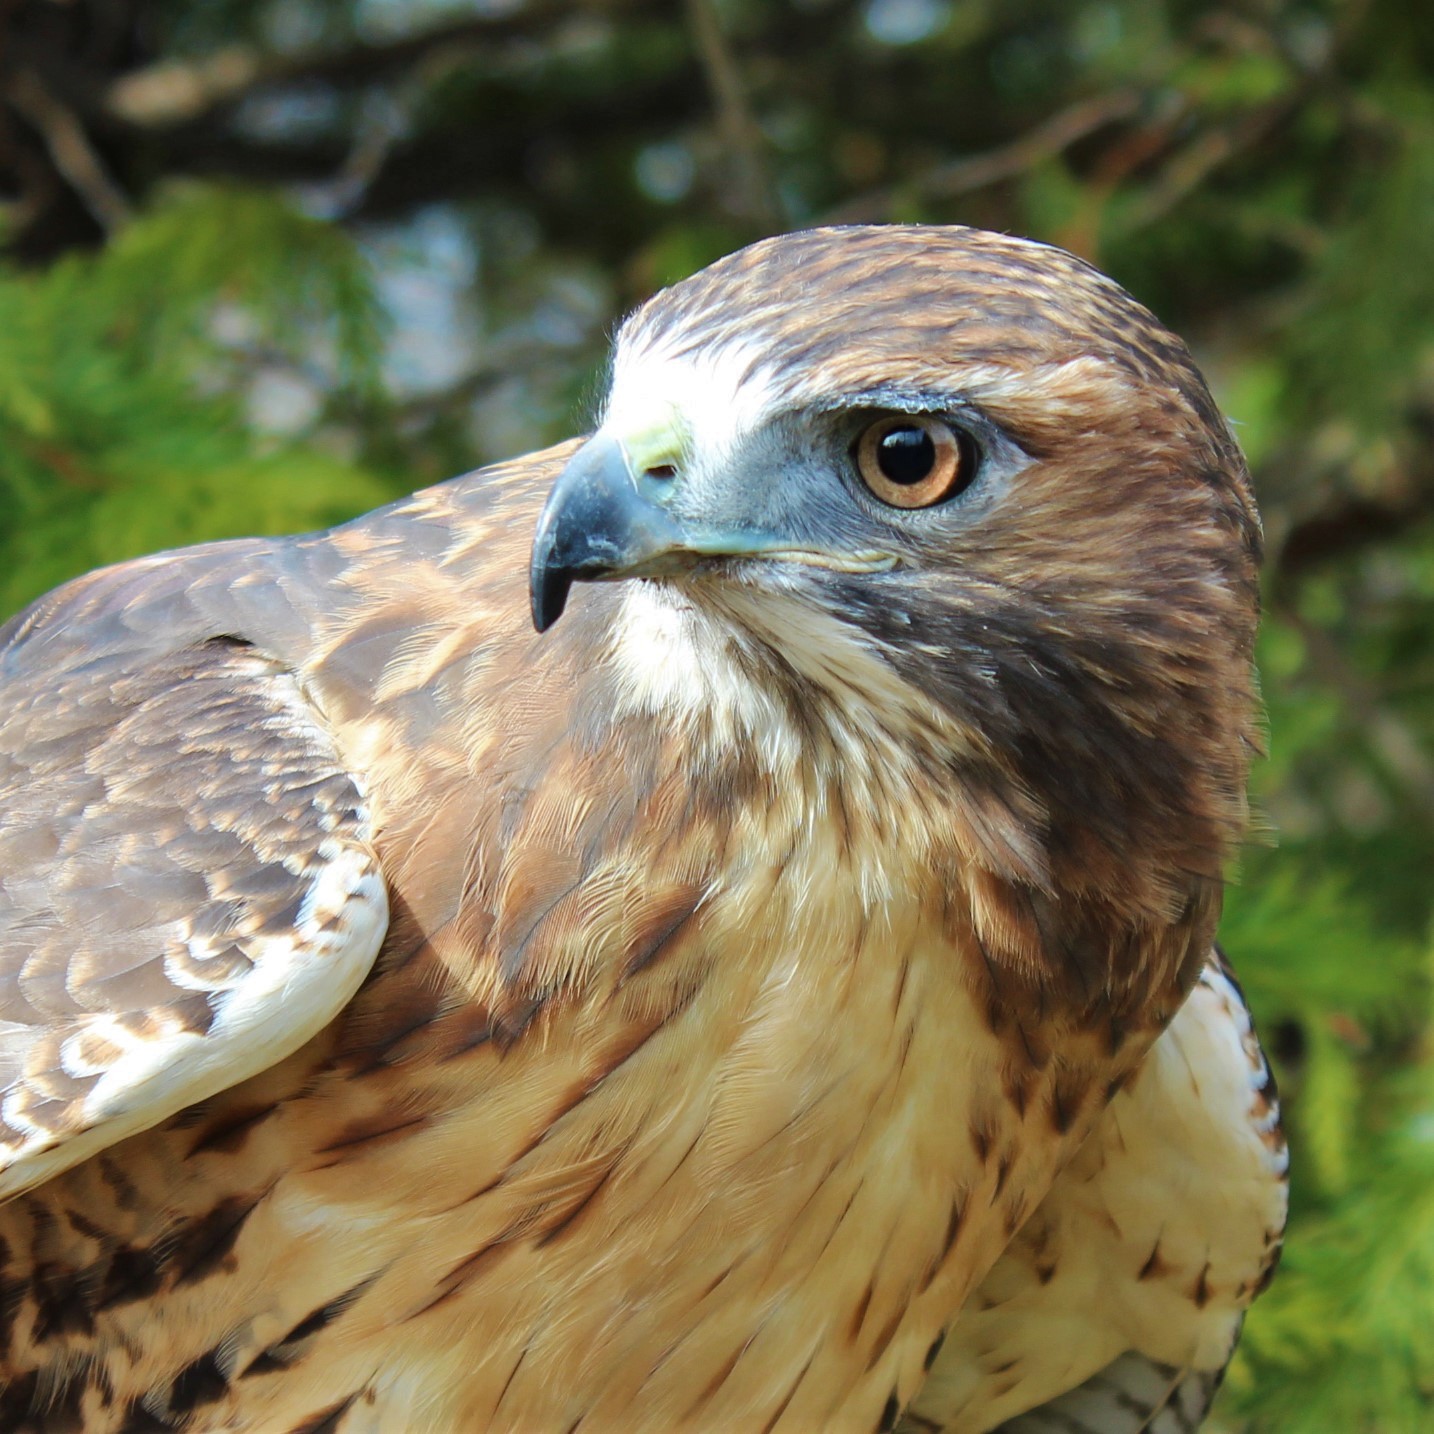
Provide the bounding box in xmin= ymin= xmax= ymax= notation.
xmin=0 ymin=565 xmax=389 ymax=1199
xmin=904 ymin=951 xmax=1288 ymax=1433
xmin=986 ymin=1353 xmax=1223 ymax=1434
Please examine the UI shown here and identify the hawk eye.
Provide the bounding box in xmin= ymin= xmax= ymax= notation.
xmin=855 ymin=416 xmax=973 ymax=509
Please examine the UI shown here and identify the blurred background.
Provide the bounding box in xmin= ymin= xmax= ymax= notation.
xmin=1 ymin=0 xmax=1431 ymax=1425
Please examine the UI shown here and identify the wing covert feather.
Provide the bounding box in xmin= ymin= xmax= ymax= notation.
xmin=992 ymin=1352 xmax=1220 ymax=1433
xmin=0 ymin=636 xmax=389 ymax=1198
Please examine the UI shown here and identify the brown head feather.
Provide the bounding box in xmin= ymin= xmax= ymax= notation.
xmin=605 ymin=226 xmax=1260 ymax=1024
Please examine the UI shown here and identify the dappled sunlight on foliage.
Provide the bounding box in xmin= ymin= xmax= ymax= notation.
xmin=0 ymin=185 xmax=397 ymax=610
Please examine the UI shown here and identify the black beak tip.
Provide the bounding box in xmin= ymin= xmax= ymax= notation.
xmin=530 ymin=556 xmax=571 ymax=634
xmin=529 ymin=431 xmax=666 ymax=633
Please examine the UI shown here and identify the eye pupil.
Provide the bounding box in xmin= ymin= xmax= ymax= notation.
xmin=877 ymin=427 xmax=936 ymax=485
xmin=854 ymin=414 xmax=974 ymax=509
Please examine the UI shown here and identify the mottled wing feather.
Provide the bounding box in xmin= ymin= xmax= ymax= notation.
xmin=0 ymin=635 xmax=389 ymax=1198
xmin=994 ymin=1352 xmax=1219 ymax=1433
xmin=904 ymin=951 xmax=1287 ymax=1432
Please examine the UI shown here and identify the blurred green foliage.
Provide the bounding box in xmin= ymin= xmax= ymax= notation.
xmin=0 ymin=185 xmax=395 ymax=608
xmin=2 ymin=0 xmax=1434 ymax=1425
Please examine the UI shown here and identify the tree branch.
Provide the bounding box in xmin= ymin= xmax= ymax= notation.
xmin=5 ymin=69 xmax=132 ymax=230
xmin=823 ymin=89 xmax=1144 ymax=224
xmin=1279 ymin=606 xmax=1434 ymax=827
xmin=683 ymin=0 xmax=780 ymax=228
xmin=103 ymin=1 xmax=652 ymax=130
xmin=1112 ymin=96 xmax=1298 ymax=235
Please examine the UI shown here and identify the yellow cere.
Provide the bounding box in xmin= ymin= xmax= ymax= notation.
xmin=615 ymin=403 xmax=690 ymax=477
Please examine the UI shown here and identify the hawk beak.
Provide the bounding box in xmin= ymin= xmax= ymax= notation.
xmin=529 ymin=434 xmax=689 ymax=632
xmin=530 ymin=430 xmax=902 ymax=632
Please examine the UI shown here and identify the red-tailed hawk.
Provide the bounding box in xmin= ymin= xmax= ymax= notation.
xmin=0 ymin=226 xmax=1282 ymax=1432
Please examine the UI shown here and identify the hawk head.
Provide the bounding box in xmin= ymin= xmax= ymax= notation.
xmin=530 ymin=225 xmax=1261 ymax=1019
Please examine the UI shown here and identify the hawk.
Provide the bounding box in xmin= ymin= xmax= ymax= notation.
xmin=0 ymin=225 xmax=1282 ymax=1432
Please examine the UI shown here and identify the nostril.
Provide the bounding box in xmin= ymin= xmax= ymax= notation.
xmin=645 ymin=464 xmax=678 ymax=481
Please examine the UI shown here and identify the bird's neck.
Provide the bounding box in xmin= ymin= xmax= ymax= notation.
xmin=282 ymin=583 xmax=1168 ymax=1430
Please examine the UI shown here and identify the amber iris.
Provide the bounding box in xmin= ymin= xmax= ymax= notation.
xmin=855 ymin=416 xmax=970 ymax=508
